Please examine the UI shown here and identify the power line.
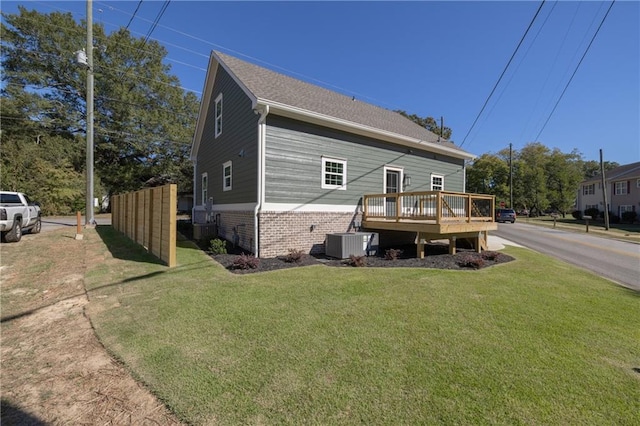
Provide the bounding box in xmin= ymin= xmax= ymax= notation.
xmin=534 ymin=0 xmax=616 ymax=141
xmin=459 ymin=0 xmax=547 ymax=148
xmin=124 ymin=0 xmax=143 ymax=31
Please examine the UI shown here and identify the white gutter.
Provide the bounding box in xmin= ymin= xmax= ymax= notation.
xmin=254 ymin=104 xmax=269 ymax=257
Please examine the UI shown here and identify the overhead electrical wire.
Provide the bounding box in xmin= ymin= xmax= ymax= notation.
xmin=459 ymin=0 xmax=546 ymax=148
xmin=534 ymin=0 xmax=616 ymax=141
xmin=124 ymin=0 xmax=143 ymax=31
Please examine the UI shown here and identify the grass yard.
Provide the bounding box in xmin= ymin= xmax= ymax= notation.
xmin=85 ymin=227 xmax=640 ymax=425
xmin=521 ymin=215 xmax=640 ymax=243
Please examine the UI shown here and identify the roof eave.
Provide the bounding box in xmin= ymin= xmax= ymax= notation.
xmin=258 ymin=99 xmax=475 ymax=161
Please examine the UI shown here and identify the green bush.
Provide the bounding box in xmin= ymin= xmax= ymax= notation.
xmin=621 ymin=211 xmax=637 ymax=223
xmin=571 ymin=210 xmax=582 ymax=220
xmin=584 ymin=207 xmax=600 ymax=219
xmin=209 ymin=238 xmax=227 ymax=255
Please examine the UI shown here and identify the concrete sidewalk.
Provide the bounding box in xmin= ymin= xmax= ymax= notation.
xmin=487 ymin=235 xmax=524 ymax=251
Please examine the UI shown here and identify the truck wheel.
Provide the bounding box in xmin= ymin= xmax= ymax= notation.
xmin=5 ymin=219 xmax=22 ymax=242
xmin=30 ymin=217 xmax=42 ymax=234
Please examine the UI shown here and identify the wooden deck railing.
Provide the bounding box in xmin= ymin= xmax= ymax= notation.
xmin=363 ymin=191 xmax=495 ymax=224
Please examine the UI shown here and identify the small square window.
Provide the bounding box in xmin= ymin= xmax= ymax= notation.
xmin=223 ymin=161 xmax=232 ymax=191
xmin=614 ymin=181 xmax=628 ymax=195
xmin=431 ymin=174 xmax=444 ymax=191
xmin=321 ymin=157 xmax=346 ymax=190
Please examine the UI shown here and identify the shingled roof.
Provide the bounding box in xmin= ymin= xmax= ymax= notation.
xmin=211 ymin=51 xmax=472 ymax=159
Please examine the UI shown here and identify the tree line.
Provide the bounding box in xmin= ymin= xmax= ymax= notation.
xmin=1 ymin=7 xmax=198 ymax=215
xmin=465 ymin=143 xmax=619 ymax=217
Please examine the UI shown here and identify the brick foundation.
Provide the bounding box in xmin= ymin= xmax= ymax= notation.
xmin=211 ymin=210 xmax=255 ymax=253
xmin=258 ymin=210 xmax=361 ymax=258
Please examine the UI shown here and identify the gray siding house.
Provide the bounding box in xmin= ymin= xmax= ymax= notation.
xmin=191 ymin=51 xmax=477 ymax=257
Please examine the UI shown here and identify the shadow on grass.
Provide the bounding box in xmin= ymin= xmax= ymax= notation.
xmin=95 ymin=225 xmax=165 ymax=266
xmin=1 ymin=399 xmax=47 ymax=425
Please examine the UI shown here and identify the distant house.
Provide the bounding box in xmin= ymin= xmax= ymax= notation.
xmin=576 ymin=161 xmax=640 ymax=219
xmin=190 ymin=51 xmax=491 ymax=257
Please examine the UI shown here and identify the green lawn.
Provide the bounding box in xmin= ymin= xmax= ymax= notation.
xmin=85 ymin=227 xmax=640 ymax=425
xmin=520 ymin=215 xmax=640 ymax=243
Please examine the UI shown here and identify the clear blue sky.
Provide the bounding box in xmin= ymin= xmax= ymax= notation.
xmin=4 ymin=1 xmax=639 ymax=165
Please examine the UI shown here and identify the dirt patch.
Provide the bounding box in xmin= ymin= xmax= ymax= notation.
xmin=0 ymin=228 xmax=181 ymax=425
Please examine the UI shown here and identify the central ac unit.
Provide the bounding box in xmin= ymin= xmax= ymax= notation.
xmin=325 ymin=232 xmax=379 ymax=259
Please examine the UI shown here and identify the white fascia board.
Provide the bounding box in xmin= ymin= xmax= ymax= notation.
xmin=261 ymin=202 xmax=359 ymax=213
xmin=257 ymin=99 xmax=475 ymax=161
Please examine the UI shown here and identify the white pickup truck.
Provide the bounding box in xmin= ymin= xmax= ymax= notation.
xmin=0 ymin=191 xmax=42 ymax=243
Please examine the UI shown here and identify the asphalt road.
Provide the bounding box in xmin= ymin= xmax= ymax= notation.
xmin=494 ymin=222 xmax=640 ymax=291
xmin=41 ymin=215 xmax=111 ymax=232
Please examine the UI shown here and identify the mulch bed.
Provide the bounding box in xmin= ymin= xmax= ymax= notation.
xmin=210 ymin=242 xmax=514 ymax=274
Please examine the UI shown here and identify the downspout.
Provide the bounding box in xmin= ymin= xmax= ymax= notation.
xmin=254 ymin=104 xmax=269 ymax=257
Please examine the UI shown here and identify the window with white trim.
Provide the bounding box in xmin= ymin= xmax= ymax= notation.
xmin=223 ymin=161 xmax=232 ymax=191
xmin=614 ymin=181 xmax=628 ymax=195
xmin=201 ymin=173 xmax=208 ymax=204
xmin=214 ymin=93 xmax=223 ymax=138
xmin=585 ymin=204 xmax=598 ymax=210
xmin=431 ymin=174 xmax=444 ymax=191
xmin=322 ymin=157 xmax=346 ymax=190
xmin=619 ymin=205 xmax=633 ymax=214
xmin=583 ymin=183 xmax=595 ymax=195
xmin=637 ymin=178 xmax=640 ymax=188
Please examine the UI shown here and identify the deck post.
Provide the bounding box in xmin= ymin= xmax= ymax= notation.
xmin=449 ymin=236 xmax=456 ymax=254
xmin=417 ymin=232 xmax=425 ymax=259
xmin=467 ymin=195 xmax=472 ymax=223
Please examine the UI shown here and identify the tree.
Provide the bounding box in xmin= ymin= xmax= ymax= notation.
xmin=395 ymin=110 xmax=453 ymax=140
xmin=1 ymin=7 xmax=199 ymax=214
xmin=466 ymin=153 xmax=510 ymax=202
xmin=545 ymin=149 xmax=583 ymax=217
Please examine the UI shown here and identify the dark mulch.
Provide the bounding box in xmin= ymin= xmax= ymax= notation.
xmin=209 ymin=242 xmax=515 ymax=274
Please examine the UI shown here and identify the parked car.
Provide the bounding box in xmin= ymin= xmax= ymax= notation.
xmin=0 ymin=191 xmax=42 ymax=242
xmin=495 ymin=208 xmax=516 ymax=223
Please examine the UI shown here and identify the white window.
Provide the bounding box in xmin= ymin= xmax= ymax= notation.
xmin=583 ymin=184 xmax=595 ymax=195
xmin=223 ymin=161 xmax=232 ymax=191
xmin=614 ymin=181 xmax=628 ymax=195
xmin=585 ymin=204 xmax=599 ymax=210
xmin=636 ymin=178 xmax=640 ymax=188
xmin=322 ymin=157 xmax=346 ymax=190
xmin=619 ymin=205 xmax=633 ymax=214
xmin=214 ymin=93 xmax=223 ymax=138
xmin=201 ymin=173 xmax=208 ymax=204
xmin=431 ymin=174 xmax=444 ymax=191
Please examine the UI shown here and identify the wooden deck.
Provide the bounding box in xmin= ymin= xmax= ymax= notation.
xmin=362 ymin=191 xmax=497 ymax=257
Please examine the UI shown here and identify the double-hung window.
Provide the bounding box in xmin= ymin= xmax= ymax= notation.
xmin=223 ymin=161 xmax=232 ymax=191
xmin=614 ymin=181 xmax=628 ymax=195
xmin=214 ymin=93 xmax=223 ymax=138
xmin=431 ymin=174 xmax=444 ymax=191
xmin=583 ymin=184 xmax=595 ymax=195
xmin=322 ymin=157 xmax=347 ymax=190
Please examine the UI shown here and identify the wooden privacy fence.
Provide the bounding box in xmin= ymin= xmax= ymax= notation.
xmin=111 ymin=184 xmax=177 ymax=267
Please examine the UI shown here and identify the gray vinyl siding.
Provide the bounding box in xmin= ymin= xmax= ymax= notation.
xmin=196 ymin=66 xmax=258 ymax=206
xmin=264 ymin=116 xmax=465 ymax=205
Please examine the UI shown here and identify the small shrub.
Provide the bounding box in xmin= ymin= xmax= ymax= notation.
xmin=584 ymin=207 xmax=600 ymax=220
xmin=284 ymin=248 xmax=305 ymax=263
xmin=456 ymin=254 xmax=484 ymax=269
xmin=232 ymin=253 xmax=260 ymax=270
xmin=384 ymin=248 xmax=403 ymax=261
xmin=571 ymin=210 xmax=582 ymax=220
xmin=621 ymin=211 xmax=637 ymax=224
xmin=608 ymin=213 xmax=620 ymax=224
xmin=481 ymin=251 xmax=500 ymax=261
xmin=348 ymin=255 xmax=367 ymax=267
xmin=209 ymin=238 xmax=227 ymax=255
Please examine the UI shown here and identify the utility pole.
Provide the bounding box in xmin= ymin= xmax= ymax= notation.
xmin=85 ymin=0 xmax=95 ymax=226
xmin=600 ymin=149 xmax=609 ymax=230
xmin=509 ymin=143 xmax=513 ymax=208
